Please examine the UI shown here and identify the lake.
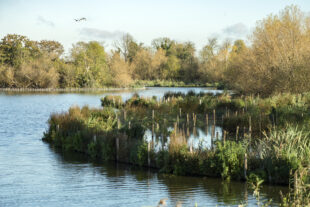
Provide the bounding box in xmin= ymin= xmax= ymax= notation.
xmin=0 ymin=87 xmax=287 ymax=207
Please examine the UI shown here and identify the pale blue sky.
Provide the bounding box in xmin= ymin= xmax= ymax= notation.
xmin=0 ymin=0 xmax=309 ymax=53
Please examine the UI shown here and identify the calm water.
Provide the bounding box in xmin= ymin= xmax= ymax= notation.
xmin=0 ymin=87 xmax=287 ymax=207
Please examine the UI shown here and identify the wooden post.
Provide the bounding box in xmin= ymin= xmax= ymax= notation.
xmin=204 ymin=114 xmax=208 ymax=136
xmin=161 ymin=133 xmax=164 ymax=151
xmin=193 ymin=113 xmax=196 ymax=127
xmin=148 ymin=142 xmax=151 ymax=167
xmin=212 ymin=125 xmax=215 ymax=139
xmin=244 ymin=153 xmax=247 ymax=179
xmin=236 ymin=126 xmax=239 ymax=141
xmin=152 ymin=123 xmax=154 ymax=141
xmin=116 ymin=137 xmax=119 ymax=161
xmin=187 ymin=113 xmax=189 ymax=125
xmin=174 ymin=122 xmax=177 ymax=137
xmin=152 ymin=109 xmax=155 ymax=120
xmin=117 ymin=118 xmax=121 ymax=129
xmin=249 ymin=116 xmax=252 ymax=138
xmin=213 ymin=109 xmax=216 ymax=125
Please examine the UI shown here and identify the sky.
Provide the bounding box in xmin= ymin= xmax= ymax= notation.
xmin=0 ymin=0 xmax=310 ymax=54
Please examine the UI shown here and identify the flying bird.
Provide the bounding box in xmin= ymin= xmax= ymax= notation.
xmin=74 ymin=17 xmax=86 ymax=22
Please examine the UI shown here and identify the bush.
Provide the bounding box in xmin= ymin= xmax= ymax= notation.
xmin=215 ymin=141 xmax=246 ymax=180
xmin=101 ymin=95 xmax=123 ymax=108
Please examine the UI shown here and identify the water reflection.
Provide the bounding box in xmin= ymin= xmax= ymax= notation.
xmin=144 ymin=124 xmax=224 ymax=151
xmin=50 ymin=146 xmax=288 ymax=207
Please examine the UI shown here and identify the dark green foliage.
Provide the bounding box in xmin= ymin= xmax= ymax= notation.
xmin=124 ymin=121 xmax=145 ymax=140
xmin=267 ymin=157 xmax=299 ymax=185
xmin=101 ymin=95 xmax=123 ymax=108
xmin=215 ymin=141 xmax=246 ymax=181
xmin=125 ymin=94 xmax=155 ymax=108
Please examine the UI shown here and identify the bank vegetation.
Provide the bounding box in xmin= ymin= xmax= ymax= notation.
xmin=1 ymin=6 xmax=309 ymax=95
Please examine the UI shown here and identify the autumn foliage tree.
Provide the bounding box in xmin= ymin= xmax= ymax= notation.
xmin=0 ymin=5 xmax=309 ymax=94
xmin=0 ymin=34 xmax=59 ymax=88
xmin=108 ymin=52 xmax=133 ymax=87
xmin=224 ymin=5 xmax=310 ymax=95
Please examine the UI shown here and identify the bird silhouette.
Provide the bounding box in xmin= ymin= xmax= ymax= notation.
xmin=74 ymin=17 xmax=86 ymax=22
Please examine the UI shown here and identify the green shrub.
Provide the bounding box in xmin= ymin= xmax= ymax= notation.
xmin=215 ymin=141 xmax=246 ymax=180
xmin=101 ymin=95 xmax=123 ymax=108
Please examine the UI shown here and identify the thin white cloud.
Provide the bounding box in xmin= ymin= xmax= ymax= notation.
xmin=223 ymin=23 xmax=248 ymax=36
xmin=80 ymin=28 xmax=125 ymax=39
xmin=37 ymin=16 xmax=55 ymax=27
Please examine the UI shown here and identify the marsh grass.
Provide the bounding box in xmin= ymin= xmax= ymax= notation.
xmin=44 ymin=91 xmax=310 ymax=187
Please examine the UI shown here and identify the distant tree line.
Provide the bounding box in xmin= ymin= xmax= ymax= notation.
xmin=0 ymin=5 xmax=309 ymax=95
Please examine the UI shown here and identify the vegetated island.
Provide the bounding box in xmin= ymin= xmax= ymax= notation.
xmin=43 ymin=92 xmax=310 ymax=206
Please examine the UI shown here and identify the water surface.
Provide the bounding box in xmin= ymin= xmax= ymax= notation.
xmin=0 ymin=87 xmax=287 ymax=207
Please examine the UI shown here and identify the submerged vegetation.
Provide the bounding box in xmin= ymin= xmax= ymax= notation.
xmin=1 ymin=5 xmax=310 ymax=95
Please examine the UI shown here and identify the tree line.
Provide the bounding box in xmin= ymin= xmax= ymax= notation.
xmin=0 ymin=5 xmax=309 ymax=96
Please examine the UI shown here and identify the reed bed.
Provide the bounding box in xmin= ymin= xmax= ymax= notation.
xmin=43 ymin=92 xmax=310 ymax=187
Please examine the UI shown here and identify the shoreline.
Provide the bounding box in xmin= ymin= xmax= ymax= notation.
xmin=0 ymin=86 xmax=222 ymax=93
xmin=0 ymin=87 xmax=147 ymax=92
